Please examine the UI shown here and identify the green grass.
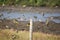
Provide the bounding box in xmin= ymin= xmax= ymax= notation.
xmin=0 ymin=29 xmax=60 ymax=40
xmin=0 ymin=0 xmax=60 ymax=7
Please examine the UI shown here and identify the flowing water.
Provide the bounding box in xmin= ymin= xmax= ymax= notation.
xmin=0 ymin=10 xmax=60 ymax=23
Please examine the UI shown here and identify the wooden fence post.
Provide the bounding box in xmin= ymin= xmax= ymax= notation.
xmin=29 ymin=19 xmax=33 ymax=40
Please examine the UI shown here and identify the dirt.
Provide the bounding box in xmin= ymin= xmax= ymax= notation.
xmin=0 ymin=19 xmax=60 ymax=35
xmin=0 ymin=6 xmax=60 ymax=13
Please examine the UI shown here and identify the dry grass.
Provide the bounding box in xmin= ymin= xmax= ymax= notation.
xmin=0 ymin=29 xmax=60 ymax=40
xmin=33 ymin=32 xmax=60 ymax=40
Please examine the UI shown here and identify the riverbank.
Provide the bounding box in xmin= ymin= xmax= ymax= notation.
xmin=0 ymin=6 xmax=60 ymax=13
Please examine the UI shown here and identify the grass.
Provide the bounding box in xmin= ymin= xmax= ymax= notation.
xmin=0 ymin=29 xmax=60 ymax=40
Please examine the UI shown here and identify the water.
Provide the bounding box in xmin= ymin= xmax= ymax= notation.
xmin=0 ymin=11 xmax=60 ymax=23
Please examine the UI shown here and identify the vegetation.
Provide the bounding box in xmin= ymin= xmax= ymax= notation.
xmin=0 ymin=0 xmax=60 ymax=7
xmin=0 ymin=29 xmax=60 ymax=40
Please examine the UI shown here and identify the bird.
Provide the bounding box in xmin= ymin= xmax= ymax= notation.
xmin=13 ymin=19 xmax=19 ymax=24
xmin=0 ymin=14 xmax=3 ymax=17
xmin=41 ymin=12 xmax=44 ymax=16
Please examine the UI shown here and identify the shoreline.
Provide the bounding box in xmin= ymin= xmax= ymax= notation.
xmin=0 ymin=6 xmax=60 ymax=13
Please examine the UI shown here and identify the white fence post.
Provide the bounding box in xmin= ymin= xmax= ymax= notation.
xmin=29 ymin=19 xmax=33 ymax=40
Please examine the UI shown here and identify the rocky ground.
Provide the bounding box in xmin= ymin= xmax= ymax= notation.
xmin=0 ymin=19 xmax=60 ymax=35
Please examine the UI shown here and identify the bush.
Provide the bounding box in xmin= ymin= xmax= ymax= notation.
xmin=0 ymin=0 xmax=60 ymax=7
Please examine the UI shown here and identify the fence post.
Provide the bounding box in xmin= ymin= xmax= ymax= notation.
xmin=29 ymin=19 xmax=33 ymax=40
